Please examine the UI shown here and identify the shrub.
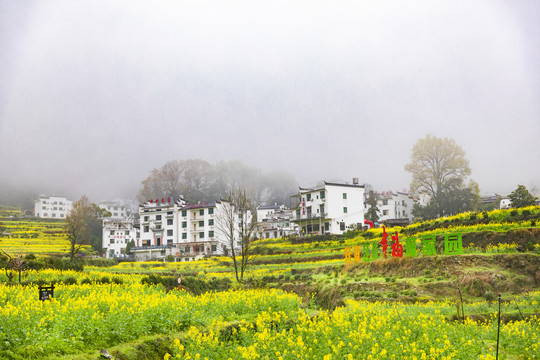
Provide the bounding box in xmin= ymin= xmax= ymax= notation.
xmin=484 ymin=291 xmax=495 ymax=301
xmin=112 ymin=277 xmax=124 ymax=285
xmin=80 ymin=278 xmax=92 ymax=285
xmin=99 ymin=276 xmax=111 ymax=284
xmin=63 ymin=276 xmax=78 ymax=285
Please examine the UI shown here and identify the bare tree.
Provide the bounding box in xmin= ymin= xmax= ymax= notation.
xmin=0 ymin=250 xmax=27 ymax=283
xmin=215 ymin=188 xmax=259 ymax=283
xmin=66 ymin=195 xmax=95 ymax=261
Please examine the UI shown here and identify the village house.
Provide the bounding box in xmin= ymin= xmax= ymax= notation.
xmin=375 ymin=190 xmax=415 ymax=226
xmin=256 ymin=204 xmax=297 ymax=239
xmin=131 ymin=197 xmax=241 ymax=261
xmin=290 ymin=179 xmax=366 ymax=235
xmin=34 ymin=196 xmax=72 ymax=219
xmin=98 ymin=200 xmax=129 ymax=219
xmin=102 ymin=217 xmax=138 ymax=259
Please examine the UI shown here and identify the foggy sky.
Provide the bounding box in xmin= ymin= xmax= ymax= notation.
xmin=1 ymin=0 xmax=539 ymax=203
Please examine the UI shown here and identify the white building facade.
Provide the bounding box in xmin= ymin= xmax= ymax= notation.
xmin=291 ymin=180 xmax=366 ymax=235
xmin=376 ymin=191 xmax=415 ymax=225
xmin=257 ymin=205 xmax=297 ymax=239
xmin=102 ymin=218 xmax=138 ymax=259
xmin=133 ymin=198 xmax=240 ymax=261
xmin=34 ymin=196 xmax=73 ymax=219
xmin=98 ymin=201 xmax=129 ymax=219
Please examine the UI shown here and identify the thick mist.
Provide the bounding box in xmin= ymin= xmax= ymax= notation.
xmin=1 ymin=1 xmax=539 ymax=206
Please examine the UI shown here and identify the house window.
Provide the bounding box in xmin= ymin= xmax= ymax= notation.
xmin=156 ymin=215 xmax=162 ymax=221
xmin=208 ymin=208 xmax=214 ymax=215
xmin=199 ymin=220 xmax=204 ymax=227
xmin=125 ymin=231 xmax=129 ymax=235
xmin=343 ymin=207 xmax=348 ymax=213
xmin=142 ymin=240 xmax=150 ymax=246
xmin=209 ymin=231 xmax=214 ymax=237
xmin=383 ymin=210 xmax=389 ymax=216
xmin=211 ymin=245 xmax=217 ymax=252
xmin=110 ymin=230 xmax=114 ymax=235
xmin=181 ymin=210 xmax=187 ymax=217
xmin=199 ymin=209 xmax=204 ymax=216
xmin=182 ymin=233 xmax=187 ymax=239
xmin=320 ymin=191 xmax=325 ymax=199
xmin=185 ymin=246 xmax=189 ymax=252
xmin=343 ymin=193 xmax=347 ymax=199
xmin=208 ymin=219 xmax=214 ymax=226
xmin=383 ymin=199 xmax=388 ymax=205
xmin=306 ymin=193 xmax=311 ymax=201
xmin=144 ymin=216 xmax=149 ymax=222
xmin=167 ymin=239 xmax=173 ymax=245
xmin=340 ymin=222 xmax=345 ymax=231
xmin=199 ymin=232 xmax=205 ymax=239
xmin=403 ymin=210 xmax=406 ymax=217
xmin=110 ymin=239 xmax=115 ymax=244
xmin=167 ymin=229 xmax=173 ymax=236
xmin=144 ymin=226 xmax=149 ymax=232
xmin=167 ymin=219 xmax=173 ymax=225
xmin=182 ymin=221 xmax=187 ymax=228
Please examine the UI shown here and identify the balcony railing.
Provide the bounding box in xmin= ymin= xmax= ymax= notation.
xmin=292 ymin=213 xmax=328 ymax=222
xmin=132 ymin=244 xmax=174 ymax=251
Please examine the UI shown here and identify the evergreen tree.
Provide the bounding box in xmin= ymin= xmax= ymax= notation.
xmin=508 ymin=185 xmax=537 ymax=208
xmin=364 ymin=190 xmax=379 ymax=223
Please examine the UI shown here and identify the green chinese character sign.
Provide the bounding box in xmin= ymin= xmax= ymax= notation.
xmin=444 ymin=233 xmax=463 ymax=255
xmin=421 ymin=236 xmax=437 ymax=256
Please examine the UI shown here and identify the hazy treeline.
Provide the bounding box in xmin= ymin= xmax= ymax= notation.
xmin=138 ymin=159 xmax=298 ymax=206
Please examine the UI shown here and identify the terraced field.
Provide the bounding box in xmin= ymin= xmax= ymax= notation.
xmin=0 ymin=207 xmax=72 ymax=255
xmin=0 ymin=205 xmax=539 ymax=359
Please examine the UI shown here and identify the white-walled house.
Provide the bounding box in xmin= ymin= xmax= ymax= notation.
xmin=34 ymin=196 xmax=72 ymax=219
xmin=500 ymin=198 xmax=512 ymax=209
xmin=177 ymin=200 xmax=234 ymax=261
xmin=102 ymin=218 xmax=138 ymax=259
xmin=291 ymin=180 xmax=366 ymax=235
xmin=135 ymin=198 xmax=181 ymax=261
xmin=132 ymin=198 xmax=241 ymax=261
xmin=257 ymin=205 xmax=297 ymax=239
xmin=375 ymin=191 xmax=415 ymax=225
xmin=98 ymin=201 xmax=129 ymax=219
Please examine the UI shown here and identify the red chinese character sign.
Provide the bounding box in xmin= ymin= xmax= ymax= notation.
xmin=379 ymin=226 xmax=389 ymax=259
xmin=391 ymin=231 xmax=403 ymax=258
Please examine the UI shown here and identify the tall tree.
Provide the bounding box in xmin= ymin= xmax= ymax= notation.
xmin=405 ymin=134 xmax=476 ymax=218
xmin=508 ymin=184 xmax=538 ymax=208
xmin=364 ymin=190 xmax=380 ymax=223
xmin=66 ymin=196 xmax=109 ymax=260
xmin=215 ymin=188 xmax=259 ymax=283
